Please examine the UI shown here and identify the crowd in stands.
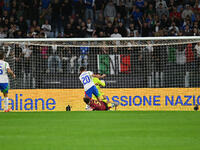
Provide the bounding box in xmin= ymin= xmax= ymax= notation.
xmin=0 ymin=0 xmax=200 ymax=38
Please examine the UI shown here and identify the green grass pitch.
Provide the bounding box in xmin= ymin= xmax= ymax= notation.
xmin=0 ymin=111 xmax=199 ymax=150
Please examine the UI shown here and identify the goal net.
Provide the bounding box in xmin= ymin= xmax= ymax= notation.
xmin=1 ymin=37 xmax=200 ymax=90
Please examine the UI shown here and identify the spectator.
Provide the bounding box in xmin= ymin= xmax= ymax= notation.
xmin=132 ymin=7 xmax=143 ymax=21
xmin=156 ymin=3 xmax=169 ymax=19
xmin=112 ymin=14 xmax=120 ymax=26
xmin=62 ymin=47 xmax=72 ymax=73
xmin=95 ymin=13 xmax=105 ymax=27
xmin=98 ymin=31 xmax=105 ymax=37
xmin=0 ymin=27 xmax=7 ymax=38
xmin=30 ymin=20 xmax=39 ymax=32
xmin=10 ymin=0 xmax=17 ymax=10
xmin=94 ymin=0 xmax=105 ymax=21
xmin=2 ymin=10 xmax=9 ymax=21
xmin=40 ymin=3 xmax=51 ymax=24
xmin=135 ymin=0 xmax=144 ymax=10
xmin=193 ymin=21 xmax=199 ymax=29
xmin=156 ymin=0 xmax=168 ymax=9
xmin=3 ymin=18 xmax=10 ymax=29
xmin=9 ymin=16 xmax=15 ymax=25
xmin=142 ymin=1 xmax=149 ymax=13
xmin=28 ymin=0 xmax=39 ymax=24
xmin=104 ymin=21 xmax=114 ymax=37
xmin=69 ymin=17 xmax=76 ymax=29
xmin=72 ymin=0 xmax=82 ymax=15
xmin=181 ymin=4 xmax=194 ymax=19
xmin=21 ymin=44 xmax=33 ymax=83
xmin=41 ymin=19 xmax=52 ymax=38
xmin=39 ymin=46 xmax=49 ymax=60
xmin=18 ymin=16 xmax=28 ymax=37
xmin=0 ymin=0 xmax=200 ymax=38
xmin=84 ymin=0 xmax=95 ymax=21
xmin=78 ymin=42 xmax=90 ymax=69
xmin=41 ymin=0 xmax=51 ymax=9
xmin=92 ymin=24 xmax=102 ymax=37
xmin=193 ymin=1 xmax=200 ymax=13
xmin=14 ymin=44 xmax=22 ymax=78
xmin=116 ymin=13 xmax=124 ymax=23
xmin=3 ymin=0 xmax=10 ymax=12
xmin=139 ymin=41 xmax=154 ymax=87
xmin=146 ymin=14 xmax=155 ymax=30
xmin=47 ymin=45 xmax=63 ymax=73
xmin=2 ymin=43 xmax=12 ymax=58
xmin=79 ymin=21 xmax=87 ymax=37
xmin=168 ymin=0 xmax=178 ymax=12
xmin=154 ymin=21 xmax=164 ymax=36
xmin=69 ymin=47 xmax=78 ymax=73
xmin=116 ymin=0 xmax=126 ymax=18
xmin=176 ymin=45 xmax=186 ymax=65
xmin=145 ymin=4 xmax=155 ymax=16
xmin=160 ymin=14 xmax=170 ymax=29
xmin=64 ymin=23 xmax=74 ymax=38
xmin=118 ymin=21 xmax=127 ymax=37
xmin=127 ymin=23 xmax=138 ymax=37
xmin=8 ymin=24 xmax=17 ymax=38
xmin=125 ymin=0 xmax=134 ymax=15
xmin=51 ymin=0 xmax=62 ymax=37
xmin=170 ymin=6 xmax=181 ymax=19
xmin=15 ymin=30 xmax=24 ymax=38
xmin=61 ymin=0 xmax=72 ymax=24
xmin=10 ymin=8 xmax=17 ymax=22
xmin=140 ymin=22 xmax=151 ymax=37
xmin=111 ymin=27 xmax=122 ymax=38
xmin=182 ymin=18 xmax=192 ymax=30
xmin=104 ymin=1 xmax=116 ymax=23
xmin=193 ymin=27 xmax=199 ymax=35
xmin=169 ymin=22 xmax=179 ymax=34
xmin=86 ymin=18 xmax=94 ymax=37
xmin=182 ymin=25 xmax=193 ymax=36
xmin=176 ymin=1 xmax=184 ymax=13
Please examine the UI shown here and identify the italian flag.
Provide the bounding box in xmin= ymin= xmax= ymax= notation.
xmin=97 ymin=55 xmax=131 ymax=75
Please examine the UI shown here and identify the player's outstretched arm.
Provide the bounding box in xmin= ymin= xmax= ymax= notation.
xmin=7 ymin=68 xmax=16 ymax=78
xmin=92 ymin=74 xmax=106 ymax=79
xmin=98 ymin=80 xmax=106 ymax=87
xmin=95 ymin=79 xmax=106 ymax=87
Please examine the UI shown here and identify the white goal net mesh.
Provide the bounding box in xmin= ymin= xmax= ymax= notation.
xmin=1 ymin=37 xmax=200 ymax=89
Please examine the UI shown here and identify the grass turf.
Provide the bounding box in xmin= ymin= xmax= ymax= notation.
xmin=0 ymin=111 xmax=199 ymax=150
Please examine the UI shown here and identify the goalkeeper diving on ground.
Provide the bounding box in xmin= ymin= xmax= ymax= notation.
xmin=83 ymin=97 xmax=115 ymax=111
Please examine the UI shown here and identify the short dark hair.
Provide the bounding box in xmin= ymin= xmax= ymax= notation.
xmin=0 ymin=51 xmax=5 ymax=60
xmin=80 ymin=66 xmax=86 ymax=72
xmin=83 ymin=97 xmax=90 ymax=104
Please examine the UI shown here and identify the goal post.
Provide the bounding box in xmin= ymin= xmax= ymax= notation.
xmin=1 ymin=36 xmax=200 ymax=89
xmin=1 ymin=36 xmax=200 ymax=111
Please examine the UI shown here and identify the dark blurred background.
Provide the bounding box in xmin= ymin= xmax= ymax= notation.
xmin=0 ymin=0 xmax=200 ymax=38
